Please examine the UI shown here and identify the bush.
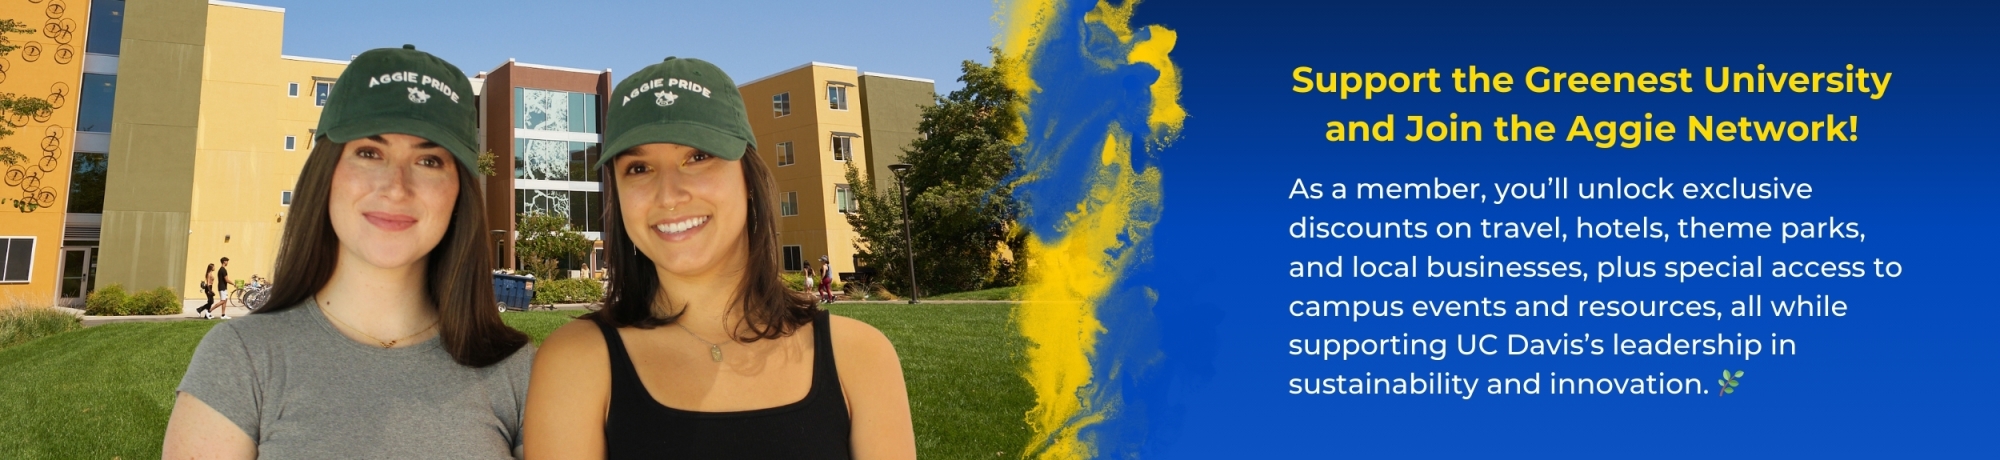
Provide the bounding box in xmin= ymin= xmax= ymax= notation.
xmin=533 ymin=278 xmax=604 ymax=305
xmin=0 ymin=306 xmax=82 ymax=350
xmin=129 ymin=287 xmax=183 ymax=316
xmin=782 ymin=272 xmax=807 ymax=292
xmin=84 ymin=284 xmax=129 ymax=316
xmin=82 ymin=284 xmax=183 ymax=316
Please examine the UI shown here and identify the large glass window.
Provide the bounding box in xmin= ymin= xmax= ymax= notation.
xmin=775 ymin=141 xmax=794 ymax=166
xmin=515 ymin=88 xmax=598 ymax=133
xmin=0 ymin=238 xmax=33 ymax=283
xmin=66 ymin=152 xmax=106 ymax=214
xmin=76 ymin=74 xmax=116 ymax=133
xmin=86 ymin=0 xmax=124 ymax=55
xmin=515 ymin=189 xmax=602 ymax=233
xmin=514 ymin=139 xmax=600 ymax=182
xmin=773 ymin=92 xmax=791 ymax=117
xmin=781 ymin=191 xmax=798 ymax=216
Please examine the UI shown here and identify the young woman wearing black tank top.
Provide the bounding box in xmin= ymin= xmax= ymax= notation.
xmin=524 ymin=58 xmax=916 ymax=459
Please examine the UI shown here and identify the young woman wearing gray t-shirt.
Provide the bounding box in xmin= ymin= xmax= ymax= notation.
xmin=161 ymin=45 xmax=533 ymax=459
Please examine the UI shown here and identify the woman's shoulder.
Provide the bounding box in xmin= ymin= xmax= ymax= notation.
xmin=207 ymin=300 xmax=315 ymax=339
xmin=536 ymin=318 xmax=611 ymax=363
xmin=826 ymin=314 xmax=899 ymax=365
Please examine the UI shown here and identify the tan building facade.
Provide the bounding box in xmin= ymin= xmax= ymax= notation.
xmin=739 ymin=63 xmax=935 ymax=277
xmin=96 ymin=0 xmax=344 ymax=307
xmin=0 ymin=0 xmax=110 ymax=305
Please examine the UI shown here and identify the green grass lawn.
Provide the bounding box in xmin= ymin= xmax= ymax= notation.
xmin=0 ymin=305 xmax=1029 ymax=459
xmin=927 ymin=285 xmax=1025 ymax=301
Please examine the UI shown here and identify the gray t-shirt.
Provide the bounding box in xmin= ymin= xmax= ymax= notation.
xmin=177 ymin=297 xmax=536 ymax=459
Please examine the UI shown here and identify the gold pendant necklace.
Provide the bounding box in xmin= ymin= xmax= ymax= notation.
xmin=322 ymin=301 xmax=438 ymax=349
xmin=675 ymin=320 xmax=726 ymax=362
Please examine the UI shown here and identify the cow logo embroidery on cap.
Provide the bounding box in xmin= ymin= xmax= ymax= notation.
xmin=407 ymin=87 xmax=431 ymax=103
xmin=655 ymin=90 xmax=678 ymax=107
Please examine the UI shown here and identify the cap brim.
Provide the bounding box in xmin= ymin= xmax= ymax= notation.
xmin=323 ymin=117 xmax=479 ymax=172
xmin=599 ymin=121 xmax=750 ymax=169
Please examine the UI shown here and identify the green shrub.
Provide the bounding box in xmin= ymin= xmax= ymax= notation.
xmin=0 ymin=306 xmax=82 ymax=350
xmin=84 ymin=284 xmax=129 ymax=316
xmin=129 ymin=287 xmax=183 ymax=316
xmin=81 ymin=284 xmax=183 ymax=316
xmin=782 ymin=272 xmax=807 ymax=291
xmin=533 ymin=278 xmax=604 ymax=305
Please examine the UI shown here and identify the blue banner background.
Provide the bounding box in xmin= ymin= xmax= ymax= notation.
xmin=1109 ymin=0 xmax=1997 ymax=456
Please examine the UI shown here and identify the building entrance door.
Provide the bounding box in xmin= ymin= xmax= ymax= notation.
xmin=57 ymin=247 xmax=97 ymax=307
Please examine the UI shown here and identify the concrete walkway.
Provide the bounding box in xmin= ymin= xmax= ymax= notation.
xmin=80 ymin=302 xmax=605 ymax=327
xmin=79 ymin=299 xmax=1028 ymax=327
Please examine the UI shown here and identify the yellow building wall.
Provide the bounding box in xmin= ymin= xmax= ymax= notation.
xmin=741 ymin=64 xmax=870 ymax=276
xmin=0 ymin=0 xmax=89 ymax=305
xmin=180 ymin=3 xmax=343 ymax=299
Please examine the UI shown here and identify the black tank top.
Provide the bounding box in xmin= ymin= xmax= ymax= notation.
xmin=596 ymin=310 xmax=852 ymax=459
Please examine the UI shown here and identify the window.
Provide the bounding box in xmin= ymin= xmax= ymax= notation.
xmin=783 ymin=245 xmax=804 ymax=271
xmin=830 ymin=135 xmax=852 ymax=161
xmin=66 ymin=152 xmax=106 ymax=214
xmin=827 ymin=84 xmax=848 ymax=110
xmin=86 ymin=0 xmax=125 ymax=55
xmin=775 ymin=141 xmax=794 ymax=166
xmin=281 ymin=190 xmax=293 ymax=206
xmin=514 ymin=189 xmax=603 ymax=233
xmin=76 ymin=74 xmax=116 ymax=133
xmin=288 ymin=82 xmax=299 ymax=97
xmin=513 ymin=139 xmax=601 ymax=182
xmin=780 ymin=191 xmax=798 ymax=216
xmin=315 ymin=81 xmax=333 ymax=107
xmin=0 ymin=237 xmax=33 ymax=283
xmin=773 ymin=92 xmax=791 ymax=117
xmin=835 ymin=184 xmax=855 ymax=213
xmin=284 ymin=136 xmax=297 ymax=151
xmin=514 ymin=88 xmax=598 ymax=133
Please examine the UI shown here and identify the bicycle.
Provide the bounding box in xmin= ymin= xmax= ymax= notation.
xmin=231 ymin=275 xmax=274 ymax=311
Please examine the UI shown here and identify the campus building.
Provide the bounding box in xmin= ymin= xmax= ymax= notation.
xmin=738 ymin=63 xmax=935 ymax=277
xmin=0 ymin=0 xmax=121 ymax=305
xmin=474 ymin=60 xmax=613 ymax=272
xmin=1 ymin=0 xmax=935 ymax=309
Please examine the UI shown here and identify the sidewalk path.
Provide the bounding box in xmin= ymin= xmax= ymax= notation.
xmin=81 ymin=300 xmax=1029 ymax=327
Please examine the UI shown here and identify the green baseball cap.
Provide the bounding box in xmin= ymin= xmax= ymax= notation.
xmin=315 ymin=45 xmax=480 ymax=170
xmin=600 ymin=57 xmax=756 ymax=167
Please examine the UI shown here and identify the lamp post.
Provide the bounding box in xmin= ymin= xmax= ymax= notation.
xmin=888 ymin=163 xmax=919 ymax=304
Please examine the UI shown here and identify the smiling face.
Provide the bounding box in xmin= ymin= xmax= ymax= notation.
xmin=613 ymin=142 xmax=750 ymax=280
xmin=326 ymin=133 xmax=460 ymax=272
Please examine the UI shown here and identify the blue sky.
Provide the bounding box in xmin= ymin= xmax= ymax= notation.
xmin=238 ymin=0 xmax=996 ymax=92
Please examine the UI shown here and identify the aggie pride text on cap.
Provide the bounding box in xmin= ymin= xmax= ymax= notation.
xmin=600 ymin=57 xmax=756 ymax=167
xmin=315 ymin=45 xmax=481 ymax=171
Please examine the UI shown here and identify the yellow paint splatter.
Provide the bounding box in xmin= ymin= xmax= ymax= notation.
xmin=1003 ymin=1 xmax=1183 ymax=458
xmin=1019 ymin=127 xmax=1162 ymax=460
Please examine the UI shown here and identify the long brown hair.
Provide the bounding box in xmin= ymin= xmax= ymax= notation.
xmin=258 ymin=137 xmax=528 ymax=367
xmin=589 ymin=146 xmax=818 ymax=341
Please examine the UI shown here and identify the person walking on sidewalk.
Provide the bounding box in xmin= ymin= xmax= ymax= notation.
xmin=214 ymin=257 xmax=233 ymax=319
xmin=803 ymin=265 xmax=817 ymax=301
xmin=198 ymin=264 xmax=217 ymax=319
xmin=818 ymin=255 xmax=835 ymax=303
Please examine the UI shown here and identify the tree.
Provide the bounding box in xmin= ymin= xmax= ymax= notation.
xmin=514 ymin=212 xmax=591 ymax=280
xmin=844 ymin=49 xmax=1028 ymax=297
xmin=0 ymin=19 xmax=58 ymax=212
